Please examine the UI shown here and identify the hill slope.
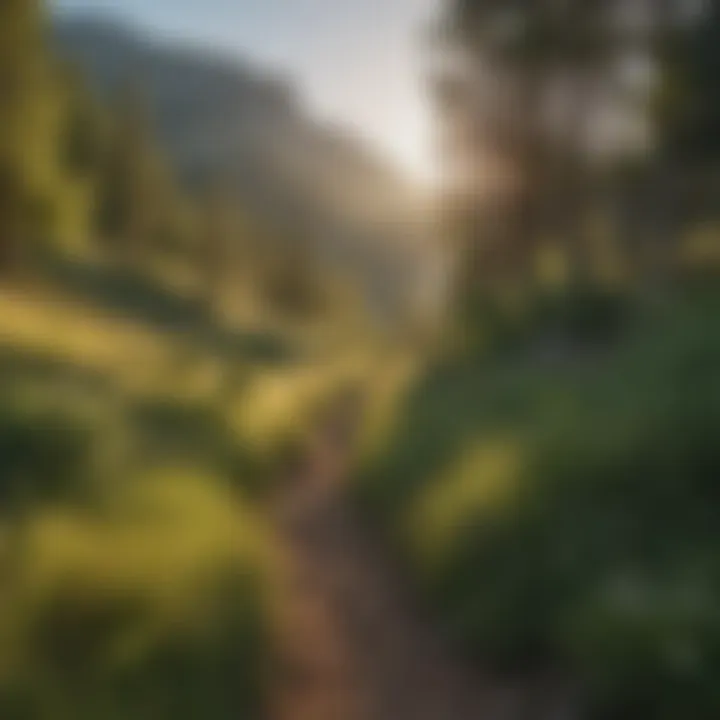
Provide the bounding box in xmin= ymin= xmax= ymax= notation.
xmin=52 ymin=16 xmax=432 ymax=321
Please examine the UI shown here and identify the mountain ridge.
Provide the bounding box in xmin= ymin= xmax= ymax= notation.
xmin=52 ymin=13 xmax=432 ymax=321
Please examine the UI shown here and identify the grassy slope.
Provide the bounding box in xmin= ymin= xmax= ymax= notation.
xmin=0 ymin=256 xmax=362 ymax=718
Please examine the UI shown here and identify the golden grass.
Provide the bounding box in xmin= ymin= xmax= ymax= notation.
xmin=229 ymin=351 xmax=374 ymax=457
xmin=0 ymin=285 xmax=169 ymax=377
xmin=0 ymin=470 xmax=275 ymax=681
xmin=0 ymin=285 xmax=243 ymax=403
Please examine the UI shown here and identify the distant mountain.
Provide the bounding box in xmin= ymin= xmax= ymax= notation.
xmin=52 ymin=15 xmax=430 ymax=316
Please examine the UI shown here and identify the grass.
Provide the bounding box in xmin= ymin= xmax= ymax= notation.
xmin=35 ymin=245 xmax=295 ymax=363
xmin=0 ymin=472 xmax=273 ymax=720
xmin=229 ymin=353 xmax=373 ymax=470
xmin=0 ymin=253 xmax=368 ymax=718
xmin=358 ymin=284 xmax=720 ymax=718
xmin=0 ymin=344 xmax=278 ymax=718
xmin=0 ymin=237 xmax=382 ymax=716
xmin=0 ymin=360 xmax=277 ymax=718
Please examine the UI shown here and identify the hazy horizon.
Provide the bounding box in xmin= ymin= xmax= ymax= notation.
xmin=52 ymin=0 xmax=440 ymax=184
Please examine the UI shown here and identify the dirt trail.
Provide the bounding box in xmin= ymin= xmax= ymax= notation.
xmin=269 ymin=404 xmax=576 ymax=720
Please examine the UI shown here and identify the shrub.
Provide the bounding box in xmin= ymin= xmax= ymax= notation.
xmin=531 ymin=284 xmax=633 ymax=345
xmin=0 ymin=472 xmax=274 ymax=720
xmin=129 ymin=398 xmax=262 ymax=493
xmin=0 ymin=400 xmax=99 ymax=511
xmin=361 ymin=289 xmax=720 ymax=717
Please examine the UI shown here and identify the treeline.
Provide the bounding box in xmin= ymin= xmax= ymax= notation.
xmin=0 ymin=0 xmax=339 ymax=324
xmin=436 ymin=0 xmax=718 ymax=320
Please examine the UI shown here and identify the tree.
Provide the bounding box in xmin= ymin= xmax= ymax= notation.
xmin=439 ymin=0 xmax=622 ymax=296
xmin=95 ymin=83 xmax=158 ymax=263
xmin=655 ymin=0 xmax=720 ymax=167
xmin=60 ymin=67 xmax=105 ymax=178
xmin=439 ymin=0 xmax=715 ymax=301
xmin=620 ymin=0 xmax=719 ymax=281
xmin=198 ymin=181 xmax=236 ymax=310
xmin=0 ymin=0 xmax=45 ymax=271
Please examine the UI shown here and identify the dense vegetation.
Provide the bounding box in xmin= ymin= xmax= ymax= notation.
xmin=361 ymin=285 xmax=720 ymax=716
xmin=0 ymin=335 xmax=272 ymax=718
xmin=2 ymin=0 xmax=720 ymax=718
xmin=0 ymin=1 xmax=375 ymax=717
xmin=360 ymin=1 xmax=720 ymax=718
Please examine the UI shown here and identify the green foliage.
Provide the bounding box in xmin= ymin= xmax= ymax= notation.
xmin=1 ymin=0 xmax=370 ymax=338
xmin=61 ymin=80 xmax=104 ymax=177
xmin=0 ymin=401 xmax=97 ymax=510
xmin=656 ymin=1 xmax=720 ymax=165
xmin=360 ymin=288 xmax=720 ymax=716
xmin=0 ymin=0 xmax=45 ymax=269
xmin=0 ymin=473 xmax=272 ymax=720
xmin=129 ymin=397 xmax=263 ymax=494
xmin=460 ymin=283 xmax=633 ymax=359
xmin=0 ymin=355 xmax=275 ymax=720
xmin=528 ymin=284 xmax=633 ymax=345
xmin=94 ymin=86 xmax=156 ymax=254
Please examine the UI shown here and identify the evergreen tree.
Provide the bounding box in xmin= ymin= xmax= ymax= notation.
xmin=60 ymin=66 xmax=105 ymax=179
xmin=199 ymin=181 xmax=235 ymax=310
xmin=95 ymin=83 xmax=157 ymax=263
xmin=656 ymin=0 xmax=720 ymax=167
xmin=0 ymin=0 xmax=45 ymax=271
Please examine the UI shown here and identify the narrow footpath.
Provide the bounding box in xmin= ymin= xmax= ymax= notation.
xmin=269 ymin=403 xmax=577 ymax=720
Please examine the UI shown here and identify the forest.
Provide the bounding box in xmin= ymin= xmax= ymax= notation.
xmin=0 ymin=0 xmax=718 ymax=719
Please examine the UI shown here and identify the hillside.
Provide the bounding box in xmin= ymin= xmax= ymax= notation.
xmin=52 ymin=16 xmax=432 ymax=319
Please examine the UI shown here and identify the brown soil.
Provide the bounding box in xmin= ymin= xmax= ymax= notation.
xmin=269 ymin=407 xmax=578 ymax=720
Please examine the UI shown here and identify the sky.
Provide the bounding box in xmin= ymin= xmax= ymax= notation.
xmin=52 ymin=0 xmax=440 ymax=183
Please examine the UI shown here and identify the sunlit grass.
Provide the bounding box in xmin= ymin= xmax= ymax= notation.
xmin=0 ymin=273 xmax=358 ymax=716
xmin=405 ymin=437 xmax=522 ymax=568
xmin=230 ymin=352 xmax=374 ymax=461
xmin=0 ymin=285 xmax=253 ymax=405
xmin=0 ymin=470 xmax=275 ymax=719
xmin=0 ymin=286 xmax=170 ymax=385
xmin=0 ymin=260 xmax=389 ymax=717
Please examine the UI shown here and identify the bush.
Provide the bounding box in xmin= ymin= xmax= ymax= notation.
xmin=360 ymin=289 xmax=720 ymax=717
xmin=530 ymin=284 xmax=633 ymax=345
xmin=0 ymin=378 xmax=276 ymax=719
xmin=0 ymin=400 xmax=99 ymax=511
xmin=129 ymin=398 xmax=262 ymax=493
xmin=458 ymin=283 xmax=633 ymax=362
xmin=0 ymin=472 xmax=274 ymax=720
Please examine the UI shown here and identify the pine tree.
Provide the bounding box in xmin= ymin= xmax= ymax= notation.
xmin=441 ymin=0 xmax=621 ymax=292
xmin=95 ymin=82 xmax=157 ymax=263
xmin=0 ymin=0 xmax=45 ymax=271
